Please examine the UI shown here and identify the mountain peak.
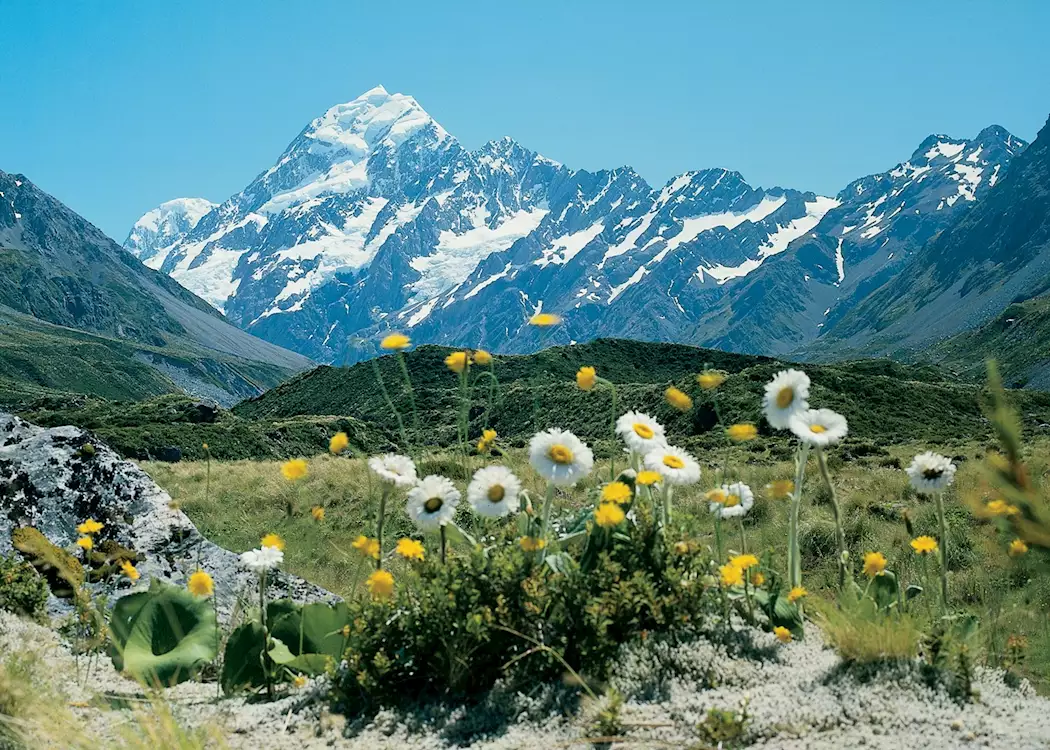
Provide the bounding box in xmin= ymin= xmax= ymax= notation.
xmin=306 ymin=87 xmax=448 ymax=150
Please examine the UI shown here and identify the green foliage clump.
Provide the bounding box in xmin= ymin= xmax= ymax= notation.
xmin=0 ymin=554 xmax=49 ymax=622
xmin=109 ymin=580 xmax=218 ymax=686
xmin=334 ymin=520 xmax=715 ymax=712
xmin=10 ymin=527 xmax=83 ymax=599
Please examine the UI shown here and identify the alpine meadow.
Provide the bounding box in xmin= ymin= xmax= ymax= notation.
xmin=3 ymin=3 xmax=1050 ymax=748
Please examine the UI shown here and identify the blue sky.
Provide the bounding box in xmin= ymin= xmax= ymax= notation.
xmin=3 ymin=0 xmax=1048 ymax=240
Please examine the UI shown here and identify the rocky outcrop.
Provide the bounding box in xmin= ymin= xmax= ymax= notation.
xmin=0 ymin=413 xmax=335 ymax=618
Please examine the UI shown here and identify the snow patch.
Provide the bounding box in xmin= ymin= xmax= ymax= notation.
xmin=534 ymin=222 xmax=604 ymax=268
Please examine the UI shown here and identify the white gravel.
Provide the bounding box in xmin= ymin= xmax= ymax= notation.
xmin=6 ymin=608 xmax=1049 ymax=749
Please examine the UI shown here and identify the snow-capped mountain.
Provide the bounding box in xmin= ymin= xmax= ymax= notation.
xmin=686 ymin=125 xmax=1028 ymax=355
xmin=125 ymin=197 xmax=217 ymax=264
xmin=128 ymin=86 xmax=1026 ymax=363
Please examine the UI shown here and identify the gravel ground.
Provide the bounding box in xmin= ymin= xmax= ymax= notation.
xmin=3 ymin=609 xmax=1050 ymax=749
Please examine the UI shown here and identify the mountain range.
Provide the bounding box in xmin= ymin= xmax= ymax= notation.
xmin=0 ymin=169 xmax=310 ymax=405
xmin=124 ymin=86 xmax=1037 ymax=369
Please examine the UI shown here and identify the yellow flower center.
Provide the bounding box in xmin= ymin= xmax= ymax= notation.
xmin=663 ymin=454 xmax=685 ymax=469
xmin=810 ymin=424 xmax=827 ymax=434
xmin=487 ymin=484 xmax=505 ymax=502
xmin=423 ymin=497 xmax=443 ymax=513
xmin=776 ymin=387 xmax=794 ymax=409
xmin=724 ymin=494 xmax=741 ymax=508
xmin=549 ymin=444 xmax=574 ymax=464
xmin=633 ymin=423 xmax=655 ymax=440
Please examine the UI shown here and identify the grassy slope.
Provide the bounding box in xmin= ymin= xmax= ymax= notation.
xmin=235 ymin=339 xmax=1050 ymax=452
xmin=931 ymin=296 xmax=1050 ymax=389
xmin=142 ymin=438 xmax=1050 ymax=692
xmin=0 ymin=308 xmax=299 ymax=407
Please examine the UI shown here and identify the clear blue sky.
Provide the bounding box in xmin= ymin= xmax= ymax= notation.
xmin=3 ymin=0 xmax=1048 ymax=241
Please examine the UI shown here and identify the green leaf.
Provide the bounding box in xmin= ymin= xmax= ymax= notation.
xmin=871 ymin=571 xmax=900 ymax=611
xmin=108 ymin=580 xmax=218 ymax=687
xmin=221 ymin=621 xmax=266 ymax=695
xmin=543 ymin=552 xmax=575 ymax=576
xmin=905 ymin=583 xmax=924 ymax=601
xmin=267 ymin=636 xmax=296 ymax=665
xmin=268 ymin=602 xmax=352 ymax=673
xmin=444 ymin=522 xmax=478 ymax=549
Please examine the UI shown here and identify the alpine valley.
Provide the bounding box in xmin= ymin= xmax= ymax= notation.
xmin=126 ymin=85 xmax=1037 ymax=369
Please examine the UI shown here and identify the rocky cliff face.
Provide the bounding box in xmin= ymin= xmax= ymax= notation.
xmin=0 ymin=414 xmax=333 ymax=617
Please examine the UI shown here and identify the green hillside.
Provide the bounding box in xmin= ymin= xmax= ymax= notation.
xmin=931 ymin=295 xmax=1050 ymax=389
xmin=0 ymin=307 xmax=295 ymax=407
xmin=234 ymin=338 xmax=1050 ymax=454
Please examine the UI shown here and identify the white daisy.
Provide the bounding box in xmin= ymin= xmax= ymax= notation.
xmin=467 ymin=466 xmax=522 ymax=518
xmin=711 ymin=482 xmax=754 ymax=519
xmin=528 ymin=428 xmax=594 ymax=486
xmin=643 ymin=445 xmax=701 ymax=486
xmin=615 ymin=411 xmax=667 ymax=454
xmin=406 ymin=475 xmax=461 ymax=530
xmin=906 ymin=451 xmax=957 ymax=494
xmin=788 ymin=408 xmax=848 ymax=447
xmin=368 ymin=453 xmax=417 ymax=488
xmin=764 ymin=369 xmax=811 ymax=430
xmin=240 ymin=546 xmax=283 ymax=574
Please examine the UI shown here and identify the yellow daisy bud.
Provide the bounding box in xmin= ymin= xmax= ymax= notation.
xmin=727 ymin=423 xmax=758 ymax=442
xmin=576 ymin=366 xmax=596 ymax=391
xmin=380 ymin=333 xmax=411 ymax=351
xmin=665 ymin=386 xmax=693 ymax=411
xmin=281 ymin=459 xmax=308 ymax=481
xmin=445 ymin=351 xmax=471 ymax=373
xmin=529 ymin=312 xmax=561 ymax=326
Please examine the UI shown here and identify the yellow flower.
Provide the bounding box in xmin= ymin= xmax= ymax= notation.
xmin=395 ymin=538 xmax=425 ymax=561
xmin=445 ymin=351 xmax=471 ymax=374
xmin=787 ymin=586 xmax=807 ymax=603
xmin=477 ymin=428 xmax=498 ymax=453
xmin=674 ymin=541 xmax=690 ymax=555
xmin=729 ymin=553 xmax=759 ymax=571
xmin=705 ymin=488 xmax=727 ymax=505
xmin=910 ymin=536 xmax=938 ymax=555
xmin=202 ymin=442 xmax=209 ymax=451
xmin=862 ymin=551 xmax=887 ymax=577
xmin=1008 ymin=538 xmax=1029 ymax=557
xmin=366 ymin=570 xmax=394 ymax=600
xmin=77 ymin=519 xmax=104 ymax=535
xmin=187 ymin=570 xmax=214 ymax=597
xmin=474 ymin=349 xmax=493 ymax=365
xmin=601 ymin=481 xmax=632 ymax=504
xmin=594 ymin=502 xmax=626 ymax=528
xmin=519 ymin=536 xmax=547 ymax=552
xmin=719 ymin=564 xmax=743 ymax=587
xmin=576 ymin=366 xmax=597 ymax=391
xmin=352 ymin=535 xmax=380 ymax=560
xmin=636 ymin=470 xmax=661 ymax=486
xmin=665 ymin=386 xmax=693 ymax=411
xmin=311 ymin=506 xmax=325 ymax=522
xmin=529 ymin=312 xmax=561 ymax=326
xmin=329 ymin=432 xmax=349 ymax=454
xmin=261 ymin=533 xmax=285 ymax=551
xmin=697 ymin=371 xmax=726 ymax=390
xmin=281 ymin=459 xmax=308 ymax=481
xmin=76 ymin=536 xmax=93 ymax=551
xmin=293 ymin=675 xmax=308 ymax=688
xmin=727 ymin=423 xmax=758 ymax=442
xmin=765 ymin=480 xmax=794 ymax=500
xmin=120 ymin=560 xmax=140 ymax=581
xmin=380 ymin=333 xmax=411 ymax=351
xmin=986 ymin=499 xmax=1020 ymax=517
xmin=774 ymin=626 xmax=792 ymax=643
xmin=750 ymin=571 xmax=765 ymax=587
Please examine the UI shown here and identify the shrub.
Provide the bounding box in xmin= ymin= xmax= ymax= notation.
xmin=334 ymin=519 xmax=716 ymax=712
xmin=10 ymin=528 xmax=83 ymax=599
xmin=0 ymin=554 xmax=49 ymax=621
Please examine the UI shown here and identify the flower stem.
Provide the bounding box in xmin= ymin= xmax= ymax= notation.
xmin=661 ymin=483 xmax=673 ymax=529
xmin=396 ymin=352 xmax=420 ymax=437
xmin=376 ymin=485 xmax=390 ymax=571
xmin=737 ymin=516 xmax=747 ymax=555
xmin=372 ymin=358 xmax=410 ymax=453
xmin=934 ymin=490 xmax=950 ymax=611
xmin=788 ymin=443 xmax=811 ymax=588
xmin=440 ymin=525 xmax=447 ymax=564
xmin=598 ymin=377 xmax=619 ymax=482
xmin=714 ymin=514 xmax=724 ymax=563
xmin=259 ymin=571 xmax=272 ymax=701
xmin=816 ymin=447 xmax=846 ymax=590
xmin=539 ymin=483 xmax=555 ymax=560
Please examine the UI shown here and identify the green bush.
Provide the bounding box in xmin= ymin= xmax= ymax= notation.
xmin=335 ymin=519 xmax=716 ymax=712
xmin=10 ymin=527 xmax=83 ymax=599
xmin=0 ymin=554 xmax=49 ymax=621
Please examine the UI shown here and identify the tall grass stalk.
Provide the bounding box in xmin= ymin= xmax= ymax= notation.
xmin=591 ymin=375 xmax=620 ymax=482
xmin=371 ymin=358 xmax=410 ymax=452
xmin=196 ymin=444 xmax=211 ymax=567
xmin=539 ymin=483 xmax=556 ymax=559
xmin=258 ymin=570 xmax=273 ymax=700
xmin=934 ymin=490 xmax=950 ymax=610
xmin=815 ymin=447 xmax=847 ymax=589
xmin=396 ymin=352 xmax=419 ymax=437
xmin=787 ymin=442 xmax=811 ymax=588
xmin=375 ymin=485 xmax=390 ymax=570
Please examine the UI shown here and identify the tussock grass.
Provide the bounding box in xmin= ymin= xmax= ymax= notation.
xmin=143 ymin=436 xmax=1050 ymax=690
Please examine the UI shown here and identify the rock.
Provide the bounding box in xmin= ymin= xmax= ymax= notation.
xmin=155 ymin=446 xmax=183 ymax=463
xmin=0 ymin=413 xmax=337 ymax=619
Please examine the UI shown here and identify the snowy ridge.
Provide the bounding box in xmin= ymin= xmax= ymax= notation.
xmin=126 ymin=89 xmax=1027 ymax=363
